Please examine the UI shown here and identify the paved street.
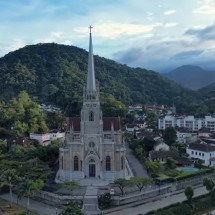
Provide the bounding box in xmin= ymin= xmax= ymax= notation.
xmin=125 ymin=142 xmax=148 ymax=177
xmin=106 ymin=186 xmax=208 ymax=215
xmin=0 ymin=193 xmax=62 ymax=215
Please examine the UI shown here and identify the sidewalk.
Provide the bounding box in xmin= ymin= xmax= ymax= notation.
xmin=0 ymin=193 xmax=62 ymax=215
xmin=104 ymin=186 xmax=208 ymax=215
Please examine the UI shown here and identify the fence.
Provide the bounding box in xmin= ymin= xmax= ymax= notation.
xmin=34 ymin=172 xmax=215 ymax=207
xmin=111 ymin=171 xmax=215 ymax=206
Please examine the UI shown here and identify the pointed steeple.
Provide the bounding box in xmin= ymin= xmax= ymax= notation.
xmin=87 ymin=26 xmax=96 ymax=91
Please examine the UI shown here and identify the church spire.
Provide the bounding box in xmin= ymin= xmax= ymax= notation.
xmin=87 ymin=25 xmax=96 ymax=91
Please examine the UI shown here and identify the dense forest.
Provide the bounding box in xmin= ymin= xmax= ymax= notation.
xmin=0 ymin=43 xmax=200 ymax=115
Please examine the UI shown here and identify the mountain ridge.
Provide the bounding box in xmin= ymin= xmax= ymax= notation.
xmin=163 ymin=65 xmax=215 ymax=90
xmin=0 ymin=43 xmax=198 ymax=114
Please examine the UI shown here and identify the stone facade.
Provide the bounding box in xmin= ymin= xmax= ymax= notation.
xmin=56 ymin=29 xmax=129 ymax=183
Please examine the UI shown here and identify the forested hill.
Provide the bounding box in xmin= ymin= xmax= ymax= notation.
xmin=0 ymin=43 xmax=198 ymax=114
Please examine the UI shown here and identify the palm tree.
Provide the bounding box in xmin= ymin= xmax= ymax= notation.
xmin=19 ymin=178 xmax=44 ymax=211
xmin=0 ymin=169 xmax=17 ymax=207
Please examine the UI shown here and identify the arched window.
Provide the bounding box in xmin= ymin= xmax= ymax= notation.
xmin=121 ymin=156 xmax=124 ymax=170
xmin=106 ymin=156 xmax=111 ymax=171
xmin=61 ymin=156 xmax=64 ymax=169
xmin=89 ymin=111 xmax=94 ymax=121
xmin=74 ymin=156 xmax=79 ymax=171
xmin=89 ymin=142 xmax=95 ymax=148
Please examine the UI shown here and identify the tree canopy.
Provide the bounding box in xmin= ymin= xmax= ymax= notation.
xmin=0 ymin=43 xmax=200 ymax=116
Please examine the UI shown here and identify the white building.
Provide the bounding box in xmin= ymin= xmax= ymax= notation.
xmin=128 ymin=104 xmax=142 ymax=112
xmin=158 ymin=115 xmax=215 ymax=131
xmin=187 ymin=142 xmax=215 ymax=166
xmin=49 ymin=130 xmax=65 ymax=141
xmin=176 ymin=127 xmax=197 ymax=144
xmin=154 ymin=141 xmax=169 ymax=151
xmin=30 ymin=130 xmax=65 ymax=145
xmin=29 ymin=132 xmax=50 ymax=145
xmin=125 ymin=124 xmax=140 ymax=133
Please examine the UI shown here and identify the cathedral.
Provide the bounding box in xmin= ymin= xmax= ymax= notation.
xmin=56 ymin=27 xmax=131 ymax=183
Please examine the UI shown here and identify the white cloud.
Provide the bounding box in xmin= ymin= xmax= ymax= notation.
xmin=35 ymin=31 xmax=73 ymax=45
xmin=164 ymin=23 xmax=178 ymax=28
xmin=164 ymin=10 xmax=176 ymax=15
xmin=193 ymin=0 xmax=215 ymax=14
xmin=0 ymin=39 xmax=26 ymax=57
xmin=10 ymin=39 xmax=26 ymax=51
xmin=146 ymin=12 xmax=153 ymax=17
xmin=74 ymin=22 xmax=162 ymax=39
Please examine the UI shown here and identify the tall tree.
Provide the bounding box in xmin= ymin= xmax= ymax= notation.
xmin=0 ymin=169 xmax=18 ymax=207
xmin=203 ymin=178 xmax=215 ymax=192
xmin=19 ymin=178 xmax=44 ymax=211
xmin=113 ymin=178 xmax=130 ymax=195
xmin=184 ymin=186 xmax=194 ymax=203
xmin=163 ymin=127 xmax=177 ymax=146
xmin=129 ymin=177 xmax=152 ymax=191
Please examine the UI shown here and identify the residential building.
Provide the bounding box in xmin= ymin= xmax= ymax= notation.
xmin=186 ymin=141 xmax=215 ymax=166
xmin=158 ymin=115 xmax=215 ymax=131
xmin=30 ymin=130 xmax=65 ymax=145
xmin=49 ymin=130 xmax=65 ymax=141
xmin=176 ymin=127 xmax=197 ymax=144
xmin=149 ymin=151 xmax=179 ymax=163
xmin=29 ymin=132 xmax=50 ymax=145
xmin=153 ymin=141 xmax=170 ymax=151
xmin=128 ymin=104 xmax=142 ymax=112
xmin=198 ymin=127 xmax=211 ymax=138
xmin=125 ymin=124 xmax=140 ymax=133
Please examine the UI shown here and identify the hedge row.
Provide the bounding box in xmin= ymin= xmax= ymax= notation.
xmin=145 ymin=193 xmax=215 ymax=215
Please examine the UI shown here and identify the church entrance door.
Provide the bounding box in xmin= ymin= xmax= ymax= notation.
xmin=89 ymin=164 xmax=96 ymax=177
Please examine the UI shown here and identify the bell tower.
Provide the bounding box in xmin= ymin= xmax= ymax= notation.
xmin=81 ymin=26 xmax=103 ymax=135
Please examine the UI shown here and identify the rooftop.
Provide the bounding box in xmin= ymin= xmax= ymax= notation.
xmin=188 ymin=142 xmax=215 ymax=152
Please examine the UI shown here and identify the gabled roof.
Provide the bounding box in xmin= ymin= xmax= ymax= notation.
xmin=103 ymin=117 xmax=121 ymax=131
xmin=67 ymin=117 xmax=121 ymax=131
xmin=188 ymin=143 xmax=215 ymax=152
xmin=149 ymin=150 xmax=179 ymax=160
xmin=198 ymin=127 xmax=211 ymax=133
xmin=126 ymin=124 xmax=139 ymax=129
xmin=67 ymin=117 xmax=81 ymax=132
xmin=177 ymin=127 xmax=192 ymax=133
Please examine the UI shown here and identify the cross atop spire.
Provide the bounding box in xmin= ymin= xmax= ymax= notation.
xmin=87 ymin=25 xmax=96 ymax=91
xmin=89 ymin=25 xmax=93 ymax=34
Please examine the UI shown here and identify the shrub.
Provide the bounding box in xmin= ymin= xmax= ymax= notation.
xmin=98 ymin=193 xmax=111 ymax=209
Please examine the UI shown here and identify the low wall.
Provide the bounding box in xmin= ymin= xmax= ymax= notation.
xmin=112 ymin=185 xmax=172 ymax=206
xmin=111 ymin=171 xmax=215 ymax=206
xmin=35 ymin=190 xmax=83 ymax=206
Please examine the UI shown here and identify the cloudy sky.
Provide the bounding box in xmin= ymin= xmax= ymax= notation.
xmin=0 ymin=0 xmax=215 ymax=72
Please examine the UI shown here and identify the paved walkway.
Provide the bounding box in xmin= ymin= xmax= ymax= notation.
xmin=105 ymin=186 xmax=208 ymax=215
xmin=125 ymin=142 xmax=148 ymax=177
xmin=0 ymin=193 xmax=62 ymax=215
xmin=82 ymin=186 xmax=100 ymax=215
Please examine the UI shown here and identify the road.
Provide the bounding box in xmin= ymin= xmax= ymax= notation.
xmin=106 ymin=186 xmax=208 ymax=215
xmin=125 ymin=141 xmax=148 ymax=177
